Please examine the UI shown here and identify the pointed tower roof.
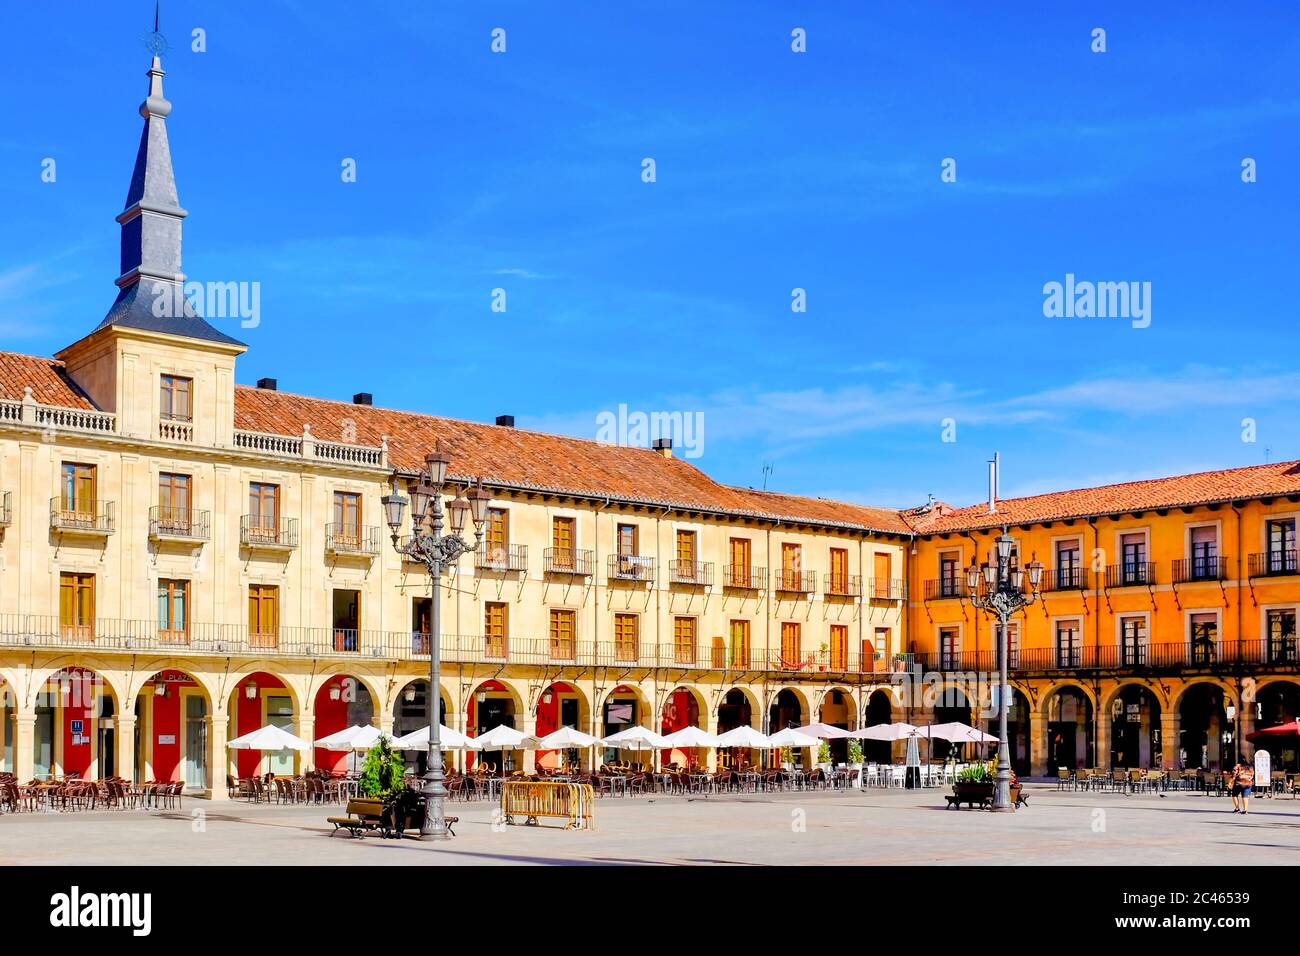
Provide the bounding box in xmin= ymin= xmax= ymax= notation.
xmin=93 ymin=20 xmax=244 ymax=347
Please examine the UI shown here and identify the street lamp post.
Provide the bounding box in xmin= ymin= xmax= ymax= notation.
xmin=381 ymin=444 xmax=490 ymax=841
xmin=965 ymin=529 xmax=1044 ymax=812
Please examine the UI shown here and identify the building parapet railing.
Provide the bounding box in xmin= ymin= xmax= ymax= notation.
xmin=49 ymin=498 xmax=114 ymax=534
xmin=1249 ymin=550 xmax=1298 ymax=577
xmin=910 ymin=639 xmax=1300 ymax=675
xmin=608 ymin=553 xmax=655 ymax=582
xmin=148 ymin=506 xmax=210 ymax=541
xmin=158 ymin=418 xmax=193 ymax=442
xmin=1105 ymin=562 xmax=1156 ymax=588
xmin=724 ymin=564 xmax=766 ymax=590
xmin=668 ymin=559 xmax=713 ymax=586
xmin=544 ymin=548 xmax=594 ymax=576
xmin=240 ymin=515 xmax=299 ymax=549
xmin=824 ymin=574 xmax=862 ymax=598
xmin=325 ymin=523 xmax=380 ymax=556
xmin=0 ymin=396 xmax=118 ymax=435
xmin=1173 ymin=556 xmax=1228 ymax=584
xmin=476 ymin=543 xmax=528 ymax=572
xmin=867 ymin=577 xmax=906 ymax=600
xmin=232 ymin=429 xmax=385 ymax=469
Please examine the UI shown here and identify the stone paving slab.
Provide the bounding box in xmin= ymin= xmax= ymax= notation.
xmin=2 ymin=785 xmax=1298 ymax=866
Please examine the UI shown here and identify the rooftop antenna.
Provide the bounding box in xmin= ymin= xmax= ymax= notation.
xmin=761 ymin=462 xmax=773 ymax=491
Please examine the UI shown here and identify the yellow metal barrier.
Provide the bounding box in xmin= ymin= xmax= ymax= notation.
xmin=500 ymin=781 xmax=595 ymax=830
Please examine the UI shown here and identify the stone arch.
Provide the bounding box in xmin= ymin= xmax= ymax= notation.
xmin=767 ymin=686 xmax=809 ymax=733
xmin=27 ymin=666 xmax=121 ymax=781
xmin=1040 ymin=680 xmax=1099 ymax=721
xmin=305 ymin=667 xmax=385 ymax=718
xmin=1170 ymin=677 xmax=1238 ymax=716
xmin=659 ymin=684 xmax=707 ymax=732
xmin=599 ymin=683 xmax=651 ymax=735
xmin=222 ymin=663 xmax=305 ymax=715
xmin=28 ymin=660 xmax=128 ymax=713
xmin=717 ymin=684 xmax=760 ymax=730
xmin=123 ymin=661 xmax=220 ymax=708
xmin=1104 ymin=682 xmax=1164 ymax=770
xmin=817 ymin=685 xmax=857 ymax=726
xmin=1100 ymin=680 xmax=1168 ymax=719
xmin=1174 ymin=680 xmax=1235 ymax=771
xmin=132 ymin=667 xmax=214 ymax=788
xmin=391 ymin=677 xmax=455 ymax=728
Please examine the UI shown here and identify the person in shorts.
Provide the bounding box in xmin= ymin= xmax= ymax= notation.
xmin=1230 ymin=761 xmax=1254 ymax=814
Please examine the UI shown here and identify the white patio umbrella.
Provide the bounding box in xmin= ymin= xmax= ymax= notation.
xmin=227 ymin=724 xmax=310 ymax=751
xmin=849 ymin=721 xmax=920 ymax=740
xmin=391 ymin=724 xmax=478 ymax=750
xmin=314 ymin=724 xmax=385 ymax=751
xmin=714 ymin=726 xmax=772 ymax=748
xmin=600 ymin=726 xmax=669 ymax=750
xmin=536 ymin=725 xmax=600 ymax=749
xmin=473 ymin=725 xmax=537 ymax=780
xmin=923 ymin=721 xmax=998 ymax=744
xmin=660 ymin=726 xmax=719 ymax=748
xmin=796 ymin=722 xmax=853 ymax=740
xmin=766 ymin=727 xmax=822 ymax=748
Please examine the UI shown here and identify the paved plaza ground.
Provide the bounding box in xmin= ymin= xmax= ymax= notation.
xmin=3 ymin=784 xmax=1299 ymax=866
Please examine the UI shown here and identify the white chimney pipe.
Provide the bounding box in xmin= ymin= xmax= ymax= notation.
xmin=988 ymin=456 xmax=997 ymax=514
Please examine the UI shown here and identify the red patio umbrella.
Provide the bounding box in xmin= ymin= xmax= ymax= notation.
xmin=1246 ymin=720 xmax=1300 ymax=741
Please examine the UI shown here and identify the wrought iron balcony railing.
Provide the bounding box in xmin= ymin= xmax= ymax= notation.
xmin=867 ymin=578 xmax=906 ymax=600
xmin=909 ymin=639 xmax=1300 ymax=675
xmin=544 ymin=547 xmax=593 ymax=576
xmin=924 ymin=576 xmax=962 ymax=600
xmin=824 ymin=574 xmax=862 ymax=598
xmin=240 ymin=515 xmax=299 ymax=549
xmin=148 ymin=507 xmax=210 ymax=541
xmin=774 ymin=569 xmax=816 ymax=593
xmin=724 ymin=564 xmax=766 ymax=590
xmin=608 ymin=553 xmax=655 ymax=582
xmin=1105 ymin=562 xmax=1156 ymax=588
xmin=1249 ymin=550 xmax=1299 ymax=577
xmin=1173 ymin=556 xmax=1228 ymax=583
xmin=668 ymin=559 xmax=714 ymax=586
xmin=476 ymin=542 xmax=528 ymax=572
xmin=325 ymin=523 xmax=380 ymax=556
xmin=49 ymin=497 xmax=114 ymax=535
xmin=1044 ymin=566 xmax=1088 ymax=592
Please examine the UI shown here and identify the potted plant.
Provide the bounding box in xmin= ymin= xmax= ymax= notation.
xmin=780 ymin=746 xmax=793 ymax=771
xmin=848 ymin=739 xmax=864 ymax=771
xmin=817 ymin=642 xmax=829 ymax=671
xmin=952 ymin=763 xmax=995 ymax=805
xmin=359 ymin=735 xmax=418 ymax=837
xmin=817 ymin=740 xmax=833 ymax=774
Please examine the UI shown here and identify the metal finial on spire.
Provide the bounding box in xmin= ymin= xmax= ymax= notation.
xmin=143 ymin=1 xmax=169 ymax=58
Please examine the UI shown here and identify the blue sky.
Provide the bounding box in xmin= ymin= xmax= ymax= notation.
xmin=2 ymin=1 xmax=1299 ymax=509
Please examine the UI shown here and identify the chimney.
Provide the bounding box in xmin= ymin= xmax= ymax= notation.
xmin=256 ymin=378 xmax=277 ymax=391
xmin=652 ymin=437 xmax=673 ymax=459
xmin=987 ymin=453 xmax=999 ymax=514
xmin=352 ymin=393 xmax=373 ymax=406
xmin=495 ymin=415 xmax=515 ymax=428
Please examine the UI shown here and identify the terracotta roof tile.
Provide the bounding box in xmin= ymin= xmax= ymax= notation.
xmin=905 ymin=460 xmax=1300 ymax=534
xmin=0 ymin=350 xmax=95 ymax=409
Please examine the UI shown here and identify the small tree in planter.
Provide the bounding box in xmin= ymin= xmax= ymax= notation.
xmin=359 ymin=735 xmax=420 ymax=836
xmin=848 ymin=739 xmax=864 ymax=768
xmin=817 ymin=740 xmax=832 ymax=772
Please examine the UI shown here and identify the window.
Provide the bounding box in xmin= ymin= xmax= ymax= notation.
xmin=332 ymin=589 xmax=360 ymax=652
xmin=673 ymin=616 xmax=696 ymax=664
xmin=728 ymin=537 xmax=752 ymax=586
xmin=412 ymin=598 xmax=431 ymax=654
xmin=551 ymin=517 xmax=575 ymax=567
xmin=248 ymin=585 xmax=279 ymax=648
xmin=549 ymin=608 xmax=576 ymax=660
xmin=485 ymin=602 xmax=508 ymax=658
xmin=158 ymin=473 xmax=192 ymax=532
xmin=157 ymin=579 xmax=189 ymax=642
xmin=1055 ymin=539 xmax=1081 ymax=589
xmin=59 ymin=572 xmax=95 ymax=640
xmin=1189 ymin=612 xmax=1217 ymax=664
xmin=729 ymin=619 xmax=750 ymax=668
xmin=1189 ymin=526 xmax=1218 ymax=580
xmin=872 ymin=552 xmax=892 ymax=598
xmin=780 ymin=543 xmax=802 ymax=590
xmin=248 ymin=483 xmax=280 ymax=540
xmin=333 ymin=491 xmax=362 ymax=543
xmin=829 ymin=624 xmax=848 ymax=669
xmin=1267 ymin=519 xmax=1297 ymax=574
xmin=1120 ymin=533 xmax=1147 ymax=584
xmin=484 ymin=508 xmax=509 ymax=563
xmin=1004 ymin=622 xmax=1020 ymax=670
xmin=1055 ymin=620 xmax=1081 ymax=667
xmin=939 ymin=627 xmax=958 ymax=669
xmin=829 ymin=547 xmax=849 ymax=594
xmin=780 ymin=622 xmax=802 ymax=665
xmin=1268 ymin=609 xmax=1297 ymax=663
xmin=675 ymin=530 xmax=697 ymax=580
xmin=1120 ymin=616 xmax=1146 ymax=666
xmin=614 ymin=613 xmax=638 ymax=662
xmin=939 ymin=554 xmax=960 ymax=597
xmin=160 ymin=374 xmax=192 ymax=422
xmin=60 ymin=462 xmax=96 ymax=517
xmin=616 ymin=523 xmax=638 ymax=556
xmin=874 ymin=627 xmax=890 ymax=666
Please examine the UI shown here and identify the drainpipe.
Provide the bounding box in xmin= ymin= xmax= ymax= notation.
xmin=593 ymin=495 xmax=611 ymax=760
xmin=1088 ymin=518 xmax=1101 ymax=769
xmin=964 ymin=531 xmax=982 ymax=664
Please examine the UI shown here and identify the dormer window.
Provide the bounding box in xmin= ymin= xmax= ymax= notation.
xmin=160 ymin=374 xmax=192 ymax=422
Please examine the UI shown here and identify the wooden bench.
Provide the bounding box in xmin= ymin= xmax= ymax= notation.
xmin=327 ymin=798 xmax=384 ymax=837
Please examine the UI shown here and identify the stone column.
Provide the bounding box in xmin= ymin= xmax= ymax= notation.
xmin=703 ymin=713 xmax=720 ymax=771
xmin=295 ymin=714 xmax=315 ymax=774
xmin=1095 ymin=712 xmax=1110 ymax=771
xmin=1160 ymin=712 xmax=1180 ymax=770
xmin=113 ymin=714 xmax=136 ymax=784
xmin=1029 ymin=711 xmax=1048 ymax=777
xmin=13 ymin=713 xmax=35 ymax=782
xmin=1238 ymin=704 xmax=1255 ymax=762
xmin=521 ymin=714 xmax=537 ymax=774
xmin=207 ymin=716 xmax=228 ymax=801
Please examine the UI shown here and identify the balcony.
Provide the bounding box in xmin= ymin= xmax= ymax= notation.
xmin=1249 ymin=550 xmax=1298 ymax=577
xmin=1044 ymin=566 xmax=1089 ymax=592
xmin=1173 ymin=556 xmax=1228 ymax=584
xmin=724 ymin=564 xmax=766 ymax=590
xmin=49 ymin=498 xmax=114 ymax=536
xmin=911 ymin=639 xmax=1300 ymax=676
xmin=148 ymin=507 xmax=210 ymax=543
xmin=1105 ymin=562 xmax=1155 ymax=588
xmin=924 ymin=577 xmax=962 ymax=600
xmin=867 ymin=578 xmax=906 ymax=601
xmin=325 ymin=523 xmax=380 ymax=557
xmin=544 ymin=547 xmax=593 ymax=576
xmin=158 ymin=417 xmax=193 ymax=442
xmin=608 ymin=553 xmax=655 ymax=582
xmin=476 ymin=543 xmax=528 ymax=573
xmin=774 ymin=569 xmax=816 ymax=594
xmin=824 ymin=574 xmax=862 ymax=598
xmin=0 ymin=491 xmax=10 ymax=528
xmin=668 ymin=559 xmax=713 ymax=586
xmin=240 ymin=516 xmax=299 ymax=550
